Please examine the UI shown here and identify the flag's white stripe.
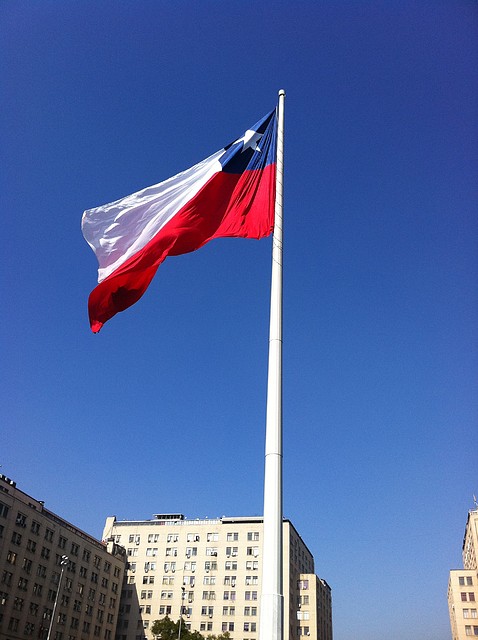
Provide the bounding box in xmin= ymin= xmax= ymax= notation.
xmin=82 ymin=149 xmax=224 ymax=283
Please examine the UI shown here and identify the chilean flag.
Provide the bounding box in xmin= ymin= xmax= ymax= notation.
xmin=82 ymin=110 xmax=277 ymax=333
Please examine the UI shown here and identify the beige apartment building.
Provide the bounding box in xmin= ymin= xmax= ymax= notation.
xmin=0 ymin=474 xmax=126 ymax=640
xmin=103 ymin=513 xmax=332 ymax=640
xmin=448 ymin=508 xmax=478 ymax=639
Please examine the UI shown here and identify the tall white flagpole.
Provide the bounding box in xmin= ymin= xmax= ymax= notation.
xmin=260 ymin=88 xmax=285 ymax=640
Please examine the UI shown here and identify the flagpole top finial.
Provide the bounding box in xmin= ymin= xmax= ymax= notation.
xmin=278 ymin=89 xmax=286 ymax=97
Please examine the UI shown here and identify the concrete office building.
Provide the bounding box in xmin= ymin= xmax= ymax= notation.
xmin=103 ymin=513 xmax=332 ymax=640
xmin=448 ymin=508 xmax=478 ymax=640
xmin=0 ymin=474 xmax=126 ymax=640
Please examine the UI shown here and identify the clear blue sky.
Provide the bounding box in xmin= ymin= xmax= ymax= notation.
xmin=2 ymin=2 xmax=477 ymax=639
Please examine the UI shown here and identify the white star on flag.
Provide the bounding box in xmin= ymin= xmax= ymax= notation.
xmin=239 ymin=128 xmax=263 ymax=152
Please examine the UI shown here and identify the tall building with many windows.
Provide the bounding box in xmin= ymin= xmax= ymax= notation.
xmin=448 ymin=508 xmax=478 ymax=639
xmin=0 ymin=474 xmax=126 ymax=640
xmin=103 ymin=513 xmax=332 ymax=640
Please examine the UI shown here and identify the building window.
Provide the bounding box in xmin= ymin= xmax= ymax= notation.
xmin=11 ymin=532 xmax=22 ymax=546
xmin=247 ymin=532 xmax=260 ymax=541
xmin=206 ymin=548 xmax=218 ymax=557
xmin=222 ymin=606 xmax=235 ymax=616
xmin=16 ymin=512 xmax=27 ymax=527
xmin=58 ymin=536 xmax=67 ymax=549
xmin=187 ymin=533 xmax=200 ymax=542
xmin=8 ymin=617 xmax=20 ymax=632
xmin=18 ymin=577 xmax=29 ymax=591
xmin=1 ymin=571 xmax=13 ymax=586
xmin=22 ymin=558 xmax=33 ymax=573
xmin=159 ymin=606 xmax=172 ymax=615
xmin=37 ymin=565 xmax=47 ymax=578
xmin=148 ymin=534 xmax=159 ymax=543
xmin=227 ymin=533 xmax=239 ymax=541
xmin=207 ymin=533 xmax=218 ymax=542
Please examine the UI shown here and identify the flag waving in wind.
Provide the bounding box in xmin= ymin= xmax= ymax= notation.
xmin=82 ymin=110 xmax=277 ymax=332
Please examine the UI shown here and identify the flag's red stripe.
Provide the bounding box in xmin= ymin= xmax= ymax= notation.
xmin=88 ymin=164 xmax=276 ymax=332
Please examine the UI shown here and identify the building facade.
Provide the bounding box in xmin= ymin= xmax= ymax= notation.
xmin=0 ymin=474 xmax=126 ymax=640
xmin=448 ymin=508 xmax=478 ymax=639
xmin=103 ymin=513 xmax=332 ymax=640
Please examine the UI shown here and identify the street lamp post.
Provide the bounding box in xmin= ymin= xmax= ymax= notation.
xmin=46 ymin=555 xmax=69 ymax=640
xmin=178 ymin=586 xmax=185 ymax=640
